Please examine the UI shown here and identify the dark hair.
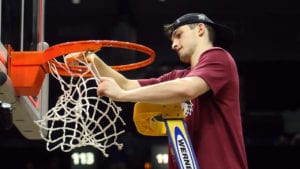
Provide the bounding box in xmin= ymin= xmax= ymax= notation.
xmin=203 ymin=24 xmax=216 ymax=44
xmin=163 ymin=23 xmax=174 ymax=38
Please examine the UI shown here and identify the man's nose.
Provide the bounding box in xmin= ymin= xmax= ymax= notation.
xmin=171 ymin=41 xmax=177 ymax=50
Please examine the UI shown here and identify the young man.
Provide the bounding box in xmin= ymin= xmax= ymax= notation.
xmin=88 ymin=13 xmax=248 ymax=169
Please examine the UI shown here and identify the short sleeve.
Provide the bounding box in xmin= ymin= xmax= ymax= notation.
xmin=186 ymin=48 xmax=234 ymax=95
xmin=138 ymin=69 xmax=187 ymax=86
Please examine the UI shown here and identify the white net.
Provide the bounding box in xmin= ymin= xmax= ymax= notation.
xmin=35 ymin=52 xmax=126 ymax=157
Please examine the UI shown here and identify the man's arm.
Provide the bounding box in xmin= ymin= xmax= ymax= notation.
xmin=97 ymin=76 xmax=210 ymax=104
xmin=66 ymin=52 xmax=140 ymax=90
xmin=91 ymin=54 xmax=140 ymax=90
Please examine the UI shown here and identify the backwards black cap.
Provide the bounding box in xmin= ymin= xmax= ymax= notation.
xmin=164 ymin=13 xmax=234 ymax=49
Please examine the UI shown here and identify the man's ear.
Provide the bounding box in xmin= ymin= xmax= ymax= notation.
xmin=197 ymin=23 xmax=206 ymax=37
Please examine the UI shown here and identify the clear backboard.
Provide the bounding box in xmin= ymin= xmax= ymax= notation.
xmin=0 ymin=0 xmax=48 ymax=139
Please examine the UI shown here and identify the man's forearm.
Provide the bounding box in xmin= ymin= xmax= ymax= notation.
xmin=119 ymin=79 xmax=194 ymax=104
xmin=93 ymin=56 xmax=139 ymax=89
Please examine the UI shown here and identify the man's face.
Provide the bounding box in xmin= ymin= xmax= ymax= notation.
xmin=171 ymin=25 xmax=199 ymax=63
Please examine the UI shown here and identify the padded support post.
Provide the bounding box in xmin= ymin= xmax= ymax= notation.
xmin=165 ymin=119 xmax=200 ymax=169
xmin=133 ymin=102 xmax=200 ymax=169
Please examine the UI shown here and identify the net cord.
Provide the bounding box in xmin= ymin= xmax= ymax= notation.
xmin=34 ymin=52 xmax=126 ymax=157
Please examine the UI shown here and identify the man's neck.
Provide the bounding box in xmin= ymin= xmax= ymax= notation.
xmin=190 ymin=44 xmax=213 ymax=67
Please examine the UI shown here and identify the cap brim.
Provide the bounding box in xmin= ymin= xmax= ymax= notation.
xmin=211 ymin=23 xmax=235 ymax=50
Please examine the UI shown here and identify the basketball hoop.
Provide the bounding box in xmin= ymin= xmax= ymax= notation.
xmin=45 ymin=40 xmax=156 ymax=75
xmin=9 ymin=40 xmax=155 ymax=157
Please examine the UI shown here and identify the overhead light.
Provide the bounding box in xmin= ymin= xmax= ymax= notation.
xmin=71 ymin=0 xmax=81 ymax=5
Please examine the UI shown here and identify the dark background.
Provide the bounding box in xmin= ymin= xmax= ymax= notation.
xmin=1 ymin=0 xmax=300 ymax=169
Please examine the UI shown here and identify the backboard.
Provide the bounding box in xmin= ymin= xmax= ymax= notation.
xmin=0 ymin=0 xmax=48 ymax=139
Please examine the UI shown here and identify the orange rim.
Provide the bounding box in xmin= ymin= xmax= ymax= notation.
xmin=45 ymin=40 xmax=156 ymax=76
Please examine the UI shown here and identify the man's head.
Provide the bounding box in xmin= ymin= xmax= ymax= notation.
xmin=164 ymin=13 xmax=234 ymax=50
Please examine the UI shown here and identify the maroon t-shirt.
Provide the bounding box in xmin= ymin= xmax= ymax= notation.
xmin=138 ymin=47 xmax=248 ymax=169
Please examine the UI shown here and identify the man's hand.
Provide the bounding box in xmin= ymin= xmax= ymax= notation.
xmin=64 ymin=52 xmax=96 ymax=67
xmin=97 ymin=77 xmax=125 ymax=101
